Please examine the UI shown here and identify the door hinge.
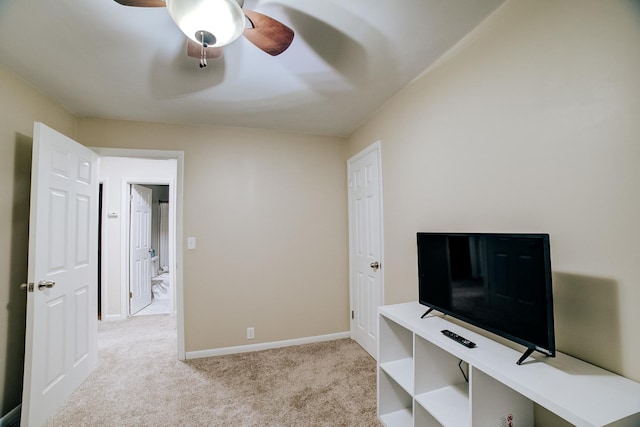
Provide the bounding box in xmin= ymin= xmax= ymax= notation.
xmin=129 ymin=291 xmax=133 ymax=299
xmin=348 ymin=179 xmax=353 ymax=190
xmin=351 ymin=310 xmax=354 ymax=320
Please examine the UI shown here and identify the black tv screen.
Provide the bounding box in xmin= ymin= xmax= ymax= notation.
xmin=417 ymin=232 xmax=555 ymax=363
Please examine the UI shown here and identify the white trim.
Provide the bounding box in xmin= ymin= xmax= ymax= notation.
xmin=121 ymin=179 xmax=129 ymax=319
xmin=0 ymin=404 xmax=21 ymax=427
xmin=185 ymin=332 xmax=351 ymax=360
xmin=91 ymin=148 xmax=186 ymax=360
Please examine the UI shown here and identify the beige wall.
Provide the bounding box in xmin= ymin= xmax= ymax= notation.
xmin=0 ymin=66 xmax=76 ymax=417
xmin=76 ymin=119 xmax=349 ymax=352
xmin=348 ymin=0 xmax=640 ymax=399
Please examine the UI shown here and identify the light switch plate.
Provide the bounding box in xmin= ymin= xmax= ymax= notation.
xmin=187 ymin=237 xmax=196 ymax=250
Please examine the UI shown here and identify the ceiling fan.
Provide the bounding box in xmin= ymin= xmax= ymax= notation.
xmin=114 ymin=0 xmax=294 ymax=68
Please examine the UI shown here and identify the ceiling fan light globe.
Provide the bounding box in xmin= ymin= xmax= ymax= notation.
xmin=166 ymin=0 xmax=245 ymax=47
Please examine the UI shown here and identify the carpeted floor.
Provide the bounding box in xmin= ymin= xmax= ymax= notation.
xmin=45 ymin=315 xmax=381 ymax=426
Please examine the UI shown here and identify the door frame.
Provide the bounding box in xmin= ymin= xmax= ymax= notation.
xmin=347 ymin=141 xmax=385 ymax=356
xmin=92 ymin=148 xmax=186 ymax=360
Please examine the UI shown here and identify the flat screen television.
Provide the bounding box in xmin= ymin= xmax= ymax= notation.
xmin=417 ymin=232 xmax=555 ymax=365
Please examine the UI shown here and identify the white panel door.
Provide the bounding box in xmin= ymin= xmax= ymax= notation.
xmin=22 ymin=123 xmax=98 ymax=427
xmin=348 ymin=142 xmax=383 ymax=359
xmin=129 ymin=184 xmax=152 ymax=314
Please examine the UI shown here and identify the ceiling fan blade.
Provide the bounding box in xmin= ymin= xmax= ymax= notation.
xmin=187 ymin=40 xmax=224 ymax=60
xmin=243 ymin=10 xmax=294 ymax=56
xmin=113 ymin=0 xmax=165 ymax=7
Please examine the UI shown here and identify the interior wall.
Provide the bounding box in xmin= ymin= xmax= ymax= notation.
xmin=76 ymin=119 xmax=349 ymax=352
xmin=98 ymin=158 xmax=177 ymax=319
xmin=0 ymin=65 xmax=76 ymax=417
xmin=348 ymin=0 xmax=640 ymax=395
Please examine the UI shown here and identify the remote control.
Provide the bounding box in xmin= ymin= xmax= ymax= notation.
xmin=441 ymin=329 xmax=476 ymax=348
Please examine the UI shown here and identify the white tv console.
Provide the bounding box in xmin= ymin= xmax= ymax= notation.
xmin=377 ymin=302 xmax=640 ymax=427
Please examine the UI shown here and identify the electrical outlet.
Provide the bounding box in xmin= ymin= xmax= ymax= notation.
xmin=247 ymin=327 xmax=255 ymax=340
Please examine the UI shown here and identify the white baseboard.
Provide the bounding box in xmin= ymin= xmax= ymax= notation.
xmin=103 ymin=313 xmax=124 ymax=322
xmin=185 ymin=331 xmax=351 ymax=360
xmin=0 ymin=405 xmax=20 ymax=427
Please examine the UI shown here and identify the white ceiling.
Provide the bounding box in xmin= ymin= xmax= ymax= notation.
xmin=0 ymin=0 xmax=506 ymax=137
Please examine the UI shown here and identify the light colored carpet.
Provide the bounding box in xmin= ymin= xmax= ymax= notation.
xmin=45 ymin=315 xmax=381 ymax=426
xmin=134 ymin=297 xmax=170 ymax=316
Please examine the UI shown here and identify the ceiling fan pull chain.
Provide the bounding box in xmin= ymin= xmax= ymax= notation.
xmin=198 ymin=31 xmax=207 ymax=68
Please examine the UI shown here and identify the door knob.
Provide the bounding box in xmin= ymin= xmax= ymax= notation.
xmin=370 ymin=261 xmax=380 ymax=271
xmin=37 ymin=280 xmax=56 ymax=290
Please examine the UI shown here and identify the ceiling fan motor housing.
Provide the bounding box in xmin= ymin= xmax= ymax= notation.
xmin=197 ymin=31 xmax=215 ymax=47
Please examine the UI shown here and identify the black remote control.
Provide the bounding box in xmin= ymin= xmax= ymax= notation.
xmin=441 ymin=329 xmax=476 ymax=348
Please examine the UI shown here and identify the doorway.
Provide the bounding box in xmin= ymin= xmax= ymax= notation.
xmin=131 ymin=184 xmax=173 ymax=316
xmin=94 ymin=148 xmax=186 ymax=360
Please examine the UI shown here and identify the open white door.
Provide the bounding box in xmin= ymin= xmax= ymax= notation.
xmin=22 ymin=123 xmax=98 ymax=426
xmin=129 ymin=184 xmax=152 ymax=314
xmin=348 ymin=142 xmax=384 ymax=359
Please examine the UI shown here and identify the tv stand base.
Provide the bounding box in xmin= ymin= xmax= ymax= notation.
xmin=516 ymin=347 xmax=535 ymax=365
xmin=420 ymin=307 xmax=434 ymax=318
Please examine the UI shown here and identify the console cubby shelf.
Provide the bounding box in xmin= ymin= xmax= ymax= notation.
xmin=414 ymin=383 xmax=469 ymax=426
xmin=377 ymin=302 xmax=640 ymax=427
